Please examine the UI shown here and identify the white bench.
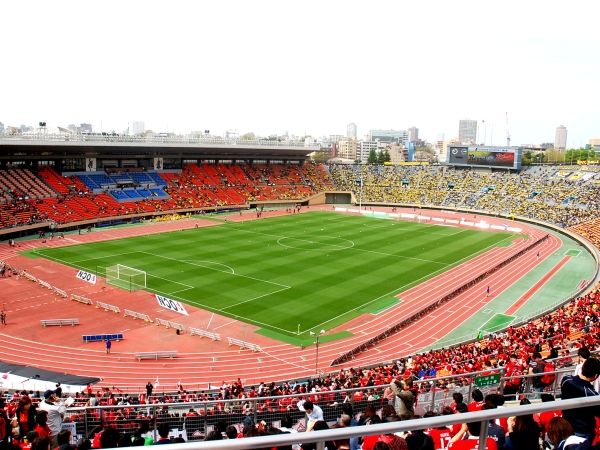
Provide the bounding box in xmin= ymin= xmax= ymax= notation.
xmin=53 ymin=287 xmax=68 ymax=298
xmin=190 ymin=327 xmax=221 ymax=340
xmin=38 ymin=280 xmax=53 ymax=290
xmin=71 ymin=295 xmax=92 ymax=305
xmin=227 ymin=337 xmax=262 ymax=352
xmin=23 ymin=272 xmax=38 ymax=283
xmin=124 ymin=309 xmax=153 ymax=322
xmin=96 ymin=301 xmax=120 ymax=313
xmin=41 ymin=318 xmax=79 ymax=327
xmin=156 ymin=317 xmax=185 ymax=332
xmin=134 ymin=351 xmax=178 ymax=361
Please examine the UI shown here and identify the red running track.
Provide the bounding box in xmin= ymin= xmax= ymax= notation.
xmin=0 ymin=210 xmax=562 ymax=389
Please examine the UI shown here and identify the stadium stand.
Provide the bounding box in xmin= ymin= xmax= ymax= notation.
xmin=0 ymin=163 xmax=333 ymax=229
xmin=329 ymin=164 xmax=600 ymax=229
xmin=4 ymin=160 xmax=600 ymax=448
xmin=2 ymin=278 xmax=600 ymax=448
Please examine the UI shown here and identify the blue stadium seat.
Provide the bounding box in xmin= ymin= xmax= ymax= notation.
xmin=124 ymin=189 xmax=143 ymax=199
xmin=148 ymin=172 xmax=168 ymax=186
xmin=111 ymin=190 xmax=129 ymax=200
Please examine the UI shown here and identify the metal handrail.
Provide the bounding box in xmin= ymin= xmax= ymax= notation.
xmin=91 ymin=396 xmax=600 ymax=450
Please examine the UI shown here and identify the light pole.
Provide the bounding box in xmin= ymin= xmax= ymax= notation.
xmin=310 ymin=330 xmax=325 ymax=375
xmin=355 ymin=178 xmax=363 ymax=211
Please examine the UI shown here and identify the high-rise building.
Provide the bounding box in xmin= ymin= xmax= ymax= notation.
xmin=0 ymin=122 xmax=4 ymax=133
xmin=77 ymin=123 xmax=93 ymax=134
xmin=129 ymin=121 xmax=145 ymax=136
xmin=555 ymin=125 xmax=567 ymax=150
xmin=459 ymin=119 xmax=477 ymax=144
xmin=360 ymin=140 xmax=378 ymax=163
xmin=408 ymin=126 xmax=419 ymax=142
xmin=368 ymin=129 xmax=408 ymax=143
xmin=346 ymin=123 xmax=357 ymax=139
xmin=588 ymin=139 xmax=600 ymax=151
xmin=338 ymin=139 xmax=360 ymax=161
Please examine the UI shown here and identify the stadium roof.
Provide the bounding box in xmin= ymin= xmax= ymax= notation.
xmin=0 ymin=134 xmax=319 ymax=160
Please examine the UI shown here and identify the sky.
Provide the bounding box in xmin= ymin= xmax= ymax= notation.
xmin=1 ymin=0 xmax=599 ymax=147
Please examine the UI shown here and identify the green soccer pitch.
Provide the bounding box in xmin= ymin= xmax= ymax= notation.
xmin=32 ymin=211 xmax=514 ymax=336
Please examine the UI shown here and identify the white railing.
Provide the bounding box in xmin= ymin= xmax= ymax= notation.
xmin=57 ymin=396 xmax=600 ymax=450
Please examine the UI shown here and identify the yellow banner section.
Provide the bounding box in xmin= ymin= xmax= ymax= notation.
xmin=155 ymin=212 xmax=191 ymax=222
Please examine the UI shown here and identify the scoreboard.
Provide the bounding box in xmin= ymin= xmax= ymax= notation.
xmin=447 ymin=146 xmax=522 ymax=170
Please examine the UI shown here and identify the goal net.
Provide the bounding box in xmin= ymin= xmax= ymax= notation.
xmin=105 ymin=264 xmax=147 ymax=292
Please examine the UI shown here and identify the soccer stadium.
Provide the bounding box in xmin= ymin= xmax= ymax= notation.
xmin=1 ymin=135 xmax=600 ymax=448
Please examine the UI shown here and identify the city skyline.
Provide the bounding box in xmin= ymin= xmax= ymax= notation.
xmin=1 ymin=1 xmax=598 ymax=147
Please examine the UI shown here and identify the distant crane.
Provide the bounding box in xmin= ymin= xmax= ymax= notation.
xmin=506 ymin=112 xmax=511 ymax=147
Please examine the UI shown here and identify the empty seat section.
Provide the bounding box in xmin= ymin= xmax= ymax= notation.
xmin=77 ymin=175 xmax=100 ymax=190
xmin=137 ymin=189 xmax=152 ymax=198
xmin=217 ymin=164 xmax=241 ymax=186
xmin=124 ymin=190 xmax=143 ymax=199
xmin=228 ymin=165 xmax=253 ymax=185
xmin=199 ymin=164 xmax=222 ymax=186
xmin=88 ymin=173 xmax=114 ymax=187
xmin=130 ymin=172 xmax=154 ymax=184
xmin=223 ymin=188 xmax=246 ymax=204
xmin=148 ymin=172 xmax=169 ymax=186
xmin=37 ymin=167 xmax=73 ymax=195
xmin=110 ymin=190 xmax=129 ymax=200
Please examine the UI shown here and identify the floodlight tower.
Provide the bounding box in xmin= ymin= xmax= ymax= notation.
xmin=506 ymin=112 xmax=511 ymax=147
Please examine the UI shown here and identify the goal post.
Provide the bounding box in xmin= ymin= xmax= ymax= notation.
xmin=105 ymin=264 xmax=147 ymax=292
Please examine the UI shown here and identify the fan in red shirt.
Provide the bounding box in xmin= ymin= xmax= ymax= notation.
xmin=467 ymin=389 xmax=485 ymax=412
xmin=428 ymin=407 xmax=454 ymax=450
xmin=450 ymin=393 xmax=464 ymax=413
xmin=538 ymin=393 xmax=561 ymax=434
xmin=448 ymin=422 xmax=497 ymax=449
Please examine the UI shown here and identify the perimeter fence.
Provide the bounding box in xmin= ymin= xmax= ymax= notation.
xmin=56 ymin=365 xmax=578 ymax=442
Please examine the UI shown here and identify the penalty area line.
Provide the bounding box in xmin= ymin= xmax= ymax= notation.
xmin=219 ymin=286 xmax=291 ymax=311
